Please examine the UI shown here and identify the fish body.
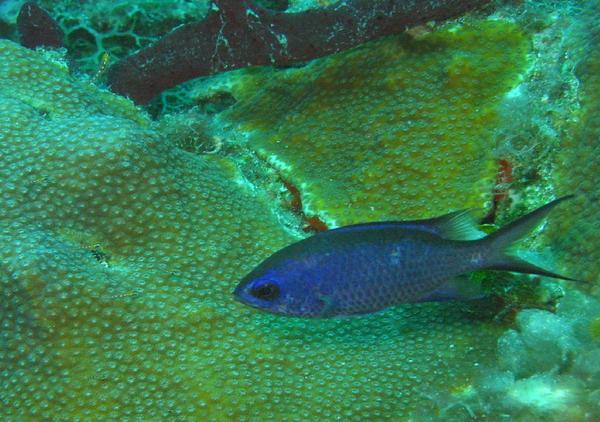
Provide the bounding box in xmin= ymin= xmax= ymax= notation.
xmin=234 ymin=196 xmax=577 ymax=317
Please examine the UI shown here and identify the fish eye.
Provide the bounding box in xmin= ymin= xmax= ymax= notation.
xmin=250 ymin=283 xmax=280 ymax=301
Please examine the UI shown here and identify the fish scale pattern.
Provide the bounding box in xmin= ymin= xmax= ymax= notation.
xmin=0 ymin=39 xmax=504 ymax=419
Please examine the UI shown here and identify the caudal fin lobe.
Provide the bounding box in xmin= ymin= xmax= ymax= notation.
xmin=483 ymin=195 xmax=580 ymax=282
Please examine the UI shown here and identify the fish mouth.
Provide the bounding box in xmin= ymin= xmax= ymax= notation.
xmin=232 ymin=284 xmax=244 ymax=300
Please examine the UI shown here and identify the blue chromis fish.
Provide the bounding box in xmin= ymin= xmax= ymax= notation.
xmin=234 ymin=195 xmax=580 ymax=318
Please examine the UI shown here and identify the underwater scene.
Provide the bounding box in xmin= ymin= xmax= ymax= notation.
xmin=0 ymin=0 xmax=599 ymax=420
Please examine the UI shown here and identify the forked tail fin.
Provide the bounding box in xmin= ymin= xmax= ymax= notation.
xmin=482 ymin=195 xmax=580 ymax=282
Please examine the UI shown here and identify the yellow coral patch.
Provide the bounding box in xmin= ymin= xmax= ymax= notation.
xmin=220 ymin=21 xmax=529 ymax=225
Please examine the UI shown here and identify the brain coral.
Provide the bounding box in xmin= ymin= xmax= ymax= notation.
xmin=213 ymin=20 xmax=529 ymax=226
xmin=0 ymin=39 xmax=509 ymax=419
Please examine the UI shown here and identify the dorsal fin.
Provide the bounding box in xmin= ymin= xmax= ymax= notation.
xmin=330 ymin=209 xmax=485 ymax=241
xmin=426 ymin=209 xmax=485 ymax=241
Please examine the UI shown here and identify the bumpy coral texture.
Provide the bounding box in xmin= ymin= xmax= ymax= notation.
xmin=217 ymin=21 xmax=529 ymax=225
xmin=0 ymin=40 xmax=506 ymax=419
xmin=550 ymin=13 xmax=600 ymax=291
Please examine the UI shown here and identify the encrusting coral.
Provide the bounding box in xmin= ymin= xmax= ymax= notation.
xmin=549 ymin=3 xmax=600 ymax=290
xmin=0 ymin=38 xmax=507 ymax=419
xmin=214 ymin=20 xmax=529 ymax=226
xmin=1 ymin=0 xmax=599 ymax=419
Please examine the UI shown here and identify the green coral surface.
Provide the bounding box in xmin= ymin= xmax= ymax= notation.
xmin=1 ymin=0 xmax=599 ymax=420
xmin=0 ymin=38 xmax=504 ymax=419
xmin=550 ymin=12 xmax=600 ymax=289
xmin=218 ymin=21 xmax=529 ymax=225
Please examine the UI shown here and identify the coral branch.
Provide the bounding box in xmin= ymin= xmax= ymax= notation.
xmin=107 ymin=0 xmax=491 ymax=104
xmin=17 ymin=2 xmax=64 ymax=49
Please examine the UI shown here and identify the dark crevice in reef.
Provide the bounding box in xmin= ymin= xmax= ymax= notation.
xmin=255 ymin=0 xmax=289 ymax=12
xmin=481 ymin=159 xmax=514 ymax=225
xmin=196 ymin=91 xmax=238 ymax=115
xmin=280 ymin=178 xmax=329 ymax=233
xmin=222 ymin=138 xmax=329 ymax=236
xmin=87 ymin=243 xmax=111 ymax=267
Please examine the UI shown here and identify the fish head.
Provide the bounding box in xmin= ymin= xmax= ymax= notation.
xmin=234 ymin=260 xmax=331 ymax=317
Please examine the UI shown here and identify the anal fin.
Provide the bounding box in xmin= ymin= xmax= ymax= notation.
xmin=412 ymin=277 xmax=484 ymax=303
